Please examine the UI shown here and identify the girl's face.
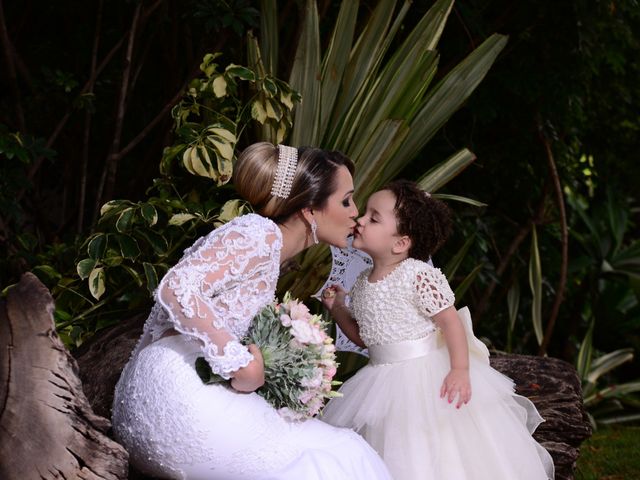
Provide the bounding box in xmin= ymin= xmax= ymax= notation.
xmin=314 ymin=166 xmax=358 ymax=248
xmin=352 ymin=189 xmax=402 ymax=257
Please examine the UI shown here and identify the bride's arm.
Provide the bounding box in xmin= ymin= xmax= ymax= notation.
xmin=157 ymin=227 xmax=277 ymax=392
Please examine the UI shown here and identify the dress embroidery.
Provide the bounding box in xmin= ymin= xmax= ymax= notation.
xmin=131 ymin=213 xmax=282 ymax=379
xmin=350 ymin=258 xmax=455 ymax=346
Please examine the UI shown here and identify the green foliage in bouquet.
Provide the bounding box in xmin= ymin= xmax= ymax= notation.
xmin=196 ymin=293 xmax=341 ymax=419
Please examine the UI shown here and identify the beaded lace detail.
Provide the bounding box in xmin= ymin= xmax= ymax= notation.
xmin=131 ymin=213 xmax=282 ymax=379
xmin=350 ymin=258 xmax=455 ymax=346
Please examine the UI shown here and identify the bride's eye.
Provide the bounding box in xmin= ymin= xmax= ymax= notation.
xmin=342 ymin=198 xmax=351 ymax=207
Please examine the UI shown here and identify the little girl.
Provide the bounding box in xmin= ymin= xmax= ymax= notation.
xmin=320 ymin=180 xmax=554 ymax=480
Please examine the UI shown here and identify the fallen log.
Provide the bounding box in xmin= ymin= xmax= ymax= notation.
xmin=0 ymin=273 xmax=128 ymax=479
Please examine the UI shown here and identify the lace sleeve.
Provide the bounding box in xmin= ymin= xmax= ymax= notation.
xmin=157 ymin=218 xmax=280 ymax=379
xmin=414 ymin=264 xmax=455 ymax=317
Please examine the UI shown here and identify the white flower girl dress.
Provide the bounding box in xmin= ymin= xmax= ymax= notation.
xmin=321 ymin=257 xmax=555 ymax=480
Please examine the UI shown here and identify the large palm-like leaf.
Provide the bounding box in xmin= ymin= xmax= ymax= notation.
xmin=254 ymin=0 xmax=507 ymax=297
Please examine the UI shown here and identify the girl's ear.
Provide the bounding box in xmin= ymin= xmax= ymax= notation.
xmin=392 ymin=235 xmax=412 ymax=255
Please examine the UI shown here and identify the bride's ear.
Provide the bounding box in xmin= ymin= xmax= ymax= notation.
xmin=392 ymin=235 xmax=411 ymax=255
xmin=300 ymin=207 xmax=315 ymax=226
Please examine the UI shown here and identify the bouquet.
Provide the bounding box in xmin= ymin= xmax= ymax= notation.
xmin=196 ymin=292 xmax=341 ymax=420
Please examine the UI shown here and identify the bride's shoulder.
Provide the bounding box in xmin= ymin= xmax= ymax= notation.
xmin=217 ymin=213 xmax=278 ymax=236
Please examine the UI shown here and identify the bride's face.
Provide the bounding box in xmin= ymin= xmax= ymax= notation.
xmin=314 ymin=166 xmax=358 ymax=248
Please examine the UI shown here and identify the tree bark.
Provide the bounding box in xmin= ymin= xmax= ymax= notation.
xmin=0 ymin=273 xmax=128 ymax=479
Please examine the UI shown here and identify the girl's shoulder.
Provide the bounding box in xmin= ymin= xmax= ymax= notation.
xmin=405 ymin=258 xmax=451 ymax=287
xmin=403 ymin=257 xmax=440 ymax=274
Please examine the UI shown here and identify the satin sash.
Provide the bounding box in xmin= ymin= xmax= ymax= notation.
xmin=367 ymin=307 xmax=490 ymax=366
xmin=368 ymin=335 xmax=439 ymax=365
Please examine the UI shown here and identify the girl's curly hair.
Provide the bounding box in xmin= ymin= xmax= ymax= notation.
xmin=381 ymin=179 xmax=452 ymax=262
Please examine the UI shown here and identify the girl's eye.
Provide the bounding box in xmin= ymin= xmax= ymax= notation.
xmin=342 ymin=199 xmax=351 ymax=207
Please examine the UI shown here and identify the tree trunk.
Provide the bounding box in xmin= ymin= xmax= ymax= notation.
xmin=0 ymin=273 xmax=128 ymax=479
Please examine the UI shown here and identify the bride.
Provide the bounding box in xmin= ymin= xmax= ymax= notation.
xmin=111 ymin=142 xmax=392 ymax=479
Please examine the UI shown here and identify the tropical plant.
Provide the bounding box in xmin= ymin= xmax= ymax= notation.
xmin=253 ymin=0 xmax=507 ymax=299
xmin=41 ymin=56 xmax=299 ymax=346
xmin=576 ymin=324 xmax=640 ymax=427
xmin=568 ymin=188 xmax=640 ymax=425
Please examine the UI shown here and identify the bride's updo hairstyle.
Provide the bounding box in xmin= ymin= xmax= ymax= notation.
xmin=234 ymin=142 xmax=355 ymax=223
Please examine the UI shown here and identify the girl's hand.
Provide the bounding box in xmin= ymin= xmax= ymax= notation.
xmin=230 ymin=344 xmax=265 ymax=392
xmin=440 ymin=368 xmax=471 ymax=408
xmin=321 ymin=284 xmax=348 ymax=313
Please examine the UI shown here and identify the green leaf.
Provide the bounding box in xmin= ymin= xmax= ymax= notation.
xmin=88 ymin=267 xmax=106 ymax=300
xmin=134 ymin=229 xmax=169 ymax=255
xmin=431 ymin=193 xmax=487 ymax=207
xmin=140 ymin=204 xmax=158 ymax=226
xmin=77 ymin=258 xmax=97 ymax=280
xmin=87 ymin=234 xmax=108 ymax=260
xmin=318 ymin=0 xmax=359 ymax=135
xmin=216 ymin=199 xmax=250 ymax=226
xmin=507 ymin=281 xmax=520 ymax=332
xmin=143 ymin=262 xmax=159 ymax=294
xmin=444 ymin=234 xmax=476 ymax=279
xmin=417 ymin=150 xmax=477 ymax=193
xmin=169 ymin=213 xmax=198 ymax=226
xmin=225 ymin=64 xmax=256 ymax=81
xmin=259 ymin=0 xmax=278 ymax=75
xmin=120 ymin=264 xmax=144 ymax=287
xmin=528 ymin=226 xmax=543 ymax=346
xmin=32 ymin=265 xmax=61 ymax=282
xmin=395 ymin=34 xmax=508 ymax=163
xmin=116 ymin=208 xmax=135 ymax=233
xmin=212 ymin=75 xmax=227 ymax=97
xmin=116 ymin=234 xmax=141 ymax=259
xmin=289 ymin=0 xmax=321 ymax=146
xmin=587 ymin=348 xmax=634 ymax=385
xmin=100 ymin=200 xmax=127 ymax=217
xmin=454 ymin=263 xmax=483 ymax=302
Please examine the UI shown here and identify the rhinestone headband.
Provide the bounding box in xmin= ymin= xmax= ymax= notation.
xmin=270 ymin=144 xmax=298 ymax=199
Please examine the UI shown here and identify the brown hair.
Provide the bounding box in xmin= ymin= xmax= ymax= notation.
xmin=233 ymin=142 xmax=355 ymax=223
xmin=382 ymin=179 xmax=452 ymax=262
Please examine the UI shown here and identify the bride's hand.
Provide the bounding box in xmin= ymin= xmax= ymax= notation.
xmin=230 ymin=344 xmax=265 ymax=392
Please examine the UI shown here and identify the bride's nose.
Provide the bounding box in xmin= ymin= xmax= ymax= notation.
xmin=350 ymin=203 xmax=358 ymax=219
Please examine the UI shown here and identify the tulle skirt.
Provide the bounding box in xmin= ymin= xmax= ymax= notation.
xmin=321 ymin=308 xmax=555 ymax=480
xmin=112 ymin=335 xmax=392 ymax=480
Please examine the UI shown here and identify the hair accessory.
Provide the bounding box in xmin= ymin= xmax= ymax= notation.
xmin=311 ymin=219 xmax=319 ymax=244
xmin=424 ymin=191 xmax=431 ymax=198
xmin=271 ymin=144 xmax=299 ymax=198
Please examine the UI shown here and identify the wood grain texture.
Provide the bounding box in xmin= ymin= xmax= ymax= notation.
xmin=0 ymin=273 xmax=128 ymax=479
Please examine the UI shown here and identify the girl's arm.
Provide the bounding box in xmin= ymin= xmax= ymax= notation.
xmin=433 ymin=306 xmax=471 ymax=408
xmin=321 ymin=285 xmax=366 ymax=348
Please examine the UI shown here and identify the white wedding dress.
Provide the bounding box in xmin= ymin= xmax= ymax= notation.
xmin=321 ymin=258 xmax=555 ymax=480
xmin=111 ymin=214 xmax=391 ymax=480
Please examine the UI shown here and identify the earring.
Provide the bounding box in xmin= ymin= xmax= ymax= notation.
xmin=311 ymin=219 xmax=319 ymax=244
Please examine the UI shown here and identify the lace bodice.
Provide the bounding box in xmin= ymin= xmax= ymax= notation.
xmin=133 ymin=213 xmax=282 ymax=379
xmin=350 ymin=258 xmax=455 ymax=346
